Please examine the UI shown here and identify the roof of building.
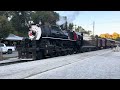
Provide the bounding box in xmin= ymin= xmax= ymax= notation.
xmin=5 ymin=34 xmax=23 ymax=41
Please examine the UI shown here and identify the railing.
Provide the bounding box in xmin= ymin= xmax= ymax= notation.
xmin=0 ymin=48 xmax=3 ymax=60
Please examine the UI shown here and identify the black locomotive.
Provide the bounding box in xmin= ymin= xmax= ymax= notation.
xmin=17 ymin=23 xmax=117 ymax=60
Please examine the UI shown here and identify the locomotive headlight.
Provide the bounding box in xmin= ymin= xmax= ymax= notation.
xmin=28 ymin=25 xmax=42 ymax=40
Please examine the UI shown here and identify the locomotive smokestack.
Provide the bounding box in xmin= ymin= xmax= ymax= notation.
xmin=64 ymin=16 xmax=68 ymax=30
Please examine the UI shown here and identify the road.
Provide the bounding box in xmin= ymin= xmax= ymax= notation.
xmin=26 ymin=49 xmax=120 ymax=79
xmin=0 ymin=49 xmax=120 ymax=79
xmin=3 ymin=51 xmax=18 ymax=58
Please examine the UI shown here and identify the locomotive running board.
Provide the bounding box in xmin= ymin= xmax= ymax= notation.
xmin=19 ymin=58 xmax=33 ymax=60
xmin=42 ymin=37 xmax=76 ymax=41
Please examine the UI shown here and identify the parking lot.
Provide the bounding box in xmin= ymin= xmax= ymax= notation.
xmin=3 ymin=51 xmax=18 ymax=59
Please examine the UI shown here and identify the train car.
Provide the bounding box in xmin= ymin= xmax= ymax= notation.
xmin=101 ymin=38 xmax=106 ymax=49
xmin=106 ymin=39 xmax=114 ymax=48
xmin=97 ymin=38 xmax=102 ymax=49
xmin=80 ymin=35 xmax=97 ymax=52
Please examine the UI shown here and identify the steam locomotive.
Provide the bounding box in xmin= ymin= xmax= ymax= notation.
xmin=17 ymin=23 xmax=117 ymax=60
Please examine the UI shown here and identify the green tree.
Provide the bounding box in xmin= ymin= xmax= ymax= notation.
xmin=31 ymin=11 xmax=59 ymax=25
xmin=0 ymin=11 xmax=15 ymax=20
xmin=0 ymin=11 xmax=59 ymax=37
xmin=75 ymin=26 xmax=85 ymax=32
xmin=68 ymin=23 xmax=74 ymax=30
xmin=9 ymin=11 xmax=59 ymax=37
xmin=10 ymin=11 xmax=31 ymax=37
xmin=75 ymin=25 xmax=92 ymax=35
xmin=75 ymin=26 xmax=79 ymax=32
xmin=0 ymin=16 xmax=15 ymax=39
xmin=83 ymin=30 xmax=92 ymax=35
xmin=87 ymin=30 xmax=92 ymax=35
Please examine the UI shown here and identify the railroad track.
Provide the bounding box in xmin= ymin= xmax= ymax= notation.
xmin=0 ymin=55 xmax=57 ymax=66
xmin=0 ymin=49 xmax=111 ymax=67
xmin=0 ymin=60 xmax=31 ymax=66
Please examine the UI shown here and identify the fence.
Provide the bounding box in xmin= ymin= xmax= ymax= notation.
xmin=0 ymin=48 xmax=3 ymax=60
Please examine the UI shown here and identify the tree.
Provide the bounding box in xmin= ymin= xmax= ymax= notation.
xmin=0 ymin=11 xmax=15 ymax=20
xmin=0 ymin=16 xmax=15 ymax=39
xmin=9 ymin=11 xmax=59 ymax=37
xmin=74 ymin=25 xmax=91 ymax=35
xmin=99 ymin=32 xmax=120 ymax=40
xmin=86 ymin=30 xmax=92 ymax=35
xmin=104 ymin=33 xmax=110 ymax=38
xmin=68 ymin=23 xmax=74 ymax=30
xmin=10 ymin=11 xmax=31 ymax=37
xmin=31 ymin=11 xmax=59 ymax=25
xmin=75 ymin=26 xmax=83 ymax=32
xmin=112 ymin=32 xmax=119 ymax=39
xmin=79 ymin=26 xmax=85 ymax=32
xmin=0 ymin=11 xmax=60 ymax=37
xmin=100 ymin=34 xmax=106 ymax=38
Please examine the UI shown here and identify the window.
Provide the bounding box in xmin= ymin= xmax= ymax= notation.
xmin=0 ymin=43 xmax=4 ymax=47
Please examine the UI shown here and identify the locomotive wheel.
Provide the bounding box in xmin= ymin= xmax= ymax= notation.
xmin=68 ymin=50 xmax=71 ymax=55
xmin=32 ymin=51 xmax=37 ymax=60
xmin=33 ymin=55 xmax=37 ymax=60
xmin=69 ymin=50 xmax=73 ymax=55
xmin=66 ymin=50 xmax=69 ymax=55
xmin=64 ymin=50 xmax=67 ymax=56
xmin=61 ymin=51 xmax=64 ymax=56
xmin=50 ymin=52 xmax=56 ymax=58
xmin=60 ymin=51 xmax=64 ymax=56
xmin=80 ymin=48 xmax=84 ymax=53
xmin=56 ymin=51 xmax=60 ymax=57
xmin=88 ymin=48 xmax=91 ymax=52
xmin=58 ymin=52 xmax=61 ymax=56
xmin=78 ymin=49 xmax=81 ymax=53
xmin=54 ymin=52 xmax=58 ymax=57
xmin=36 ymin=51 xmax=43 ymax=60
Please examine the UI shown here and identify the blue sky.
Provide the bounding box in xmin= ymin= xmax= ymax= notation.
xmin=55 ymin=11 xmax=120 ymax=35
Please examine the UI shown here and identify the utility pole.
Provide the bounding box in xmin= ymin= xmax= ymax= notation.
xmin=93 ymin=21 xmax=95 ymax=36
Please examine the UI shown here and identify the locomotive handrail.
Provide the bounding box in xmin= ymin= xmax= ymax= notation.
xmin=42 ymin=37 xmax=76 ymax=41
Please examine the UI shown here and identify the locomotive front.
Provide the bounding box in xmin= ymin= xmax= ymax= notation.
xmin=18 ymin=24 xmax=44 ymax=60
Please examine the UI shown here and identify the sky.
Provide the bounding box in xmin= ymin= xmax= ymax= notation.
xmin=55 ymin=11 xmax=120 ymax=35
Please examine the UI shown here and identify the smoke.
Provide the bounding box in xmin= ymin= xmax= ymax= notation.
xmin=66 ymin=11 xmax=80 ymax=23
xmin=56 ymin=16 xmax=66 ymax=25
xmin=56 ymin=11 xmax=80 ymax=25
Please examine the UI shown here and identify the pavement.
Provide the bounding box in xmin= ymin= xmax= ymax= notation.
xmin=0 ymin=49 xmax=118 ymax=79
